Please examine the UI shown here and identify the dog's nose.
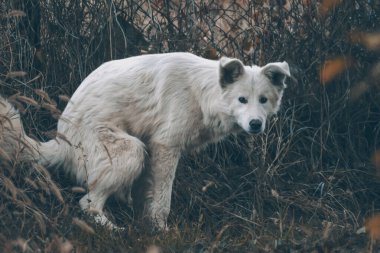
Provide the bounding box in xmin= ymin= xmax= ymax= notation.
xmin=249 ymin=119 xmax=262 ymax=133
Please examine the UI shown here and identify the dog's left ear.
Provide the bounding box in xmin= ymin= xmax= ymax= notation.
xmin=262 ymin=61 xmax=291 ymax=88
xmin=219 ymin=57 xmax=245 ymax=88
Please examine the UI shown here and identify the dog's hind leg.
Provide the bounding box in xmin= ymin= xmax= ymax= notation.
xmin=79 ymin=126 xmax=146 ymax=229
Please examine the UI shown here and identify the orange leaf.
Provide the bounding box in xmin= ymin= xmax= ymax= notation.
xmin=366 ymin=214 xmax=380 ymax=240
xmin=372 ymin=150 xmax=380 ymax=174
xmin=320 ymin=57 xmax=351 ymax=84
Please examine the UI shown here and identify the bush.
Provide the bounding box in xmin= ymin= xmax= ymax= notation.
xmin=1 ymin=0 xmax=380 ymax=252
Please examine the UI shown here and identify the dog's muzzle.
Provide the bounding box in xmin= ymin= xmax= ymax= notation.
xmin=249 ymin=119 xmax=262 ymax=134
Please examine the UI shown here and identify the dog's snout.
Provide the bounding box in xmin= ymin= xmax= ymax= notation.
xmin=249 ymin=119 xmax=262 ymax=133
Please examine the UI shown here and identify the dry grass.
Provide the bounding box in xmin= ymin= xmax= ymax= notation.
xmin=1 ymin=0 xmax=380 ymax=252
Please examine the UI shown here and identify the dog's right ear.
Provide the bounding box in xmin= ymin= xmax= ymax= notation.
xmin=219 ymin=57 xmax=245 ymax=88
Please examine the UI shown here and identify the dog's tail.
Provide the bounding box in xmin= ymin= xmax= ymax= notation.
xmin=0 ymin=96 xmax=60 ymax=166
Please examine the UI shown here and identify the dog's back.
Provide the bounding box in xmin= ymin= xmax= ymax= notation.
xmin=59 ymin=53 xmax=225 ymax=149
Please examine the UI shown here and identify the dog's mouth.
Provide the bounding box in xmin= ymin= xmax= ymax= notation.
xmin=234 ymin=123 xmax=264 ymax=134
xmin=248 ymin=128 xmax=263 ymax=134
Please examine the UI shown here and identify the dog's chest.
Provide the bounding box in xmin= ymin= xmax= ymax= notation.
xmin=183 ymin=114 xmax=233 ymax=150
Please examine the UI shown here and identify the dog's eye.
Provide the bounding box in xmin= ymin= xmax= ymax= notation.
xmin=238 ymin=97 xmax=248 ymax=104
xmin=259 ymin=96 xmax=268 ymax=104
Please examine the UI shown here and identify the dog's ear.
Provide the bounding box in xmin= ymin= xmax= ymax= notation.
xmin=219 ymin=57 xmax=245 ymax=88
xmin=262 ymin=61 xmax=290 ymax=88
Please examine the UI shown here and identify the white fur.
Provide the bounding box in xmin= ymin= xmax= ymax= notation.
xmin=0 ymin=52 xmax=290 ymax=231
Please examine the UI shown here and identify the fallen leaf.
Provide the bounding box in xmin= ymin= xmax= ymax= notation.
xmin=320 ymin=57 xmax=351 ymax=84
xmin=372 ymin=150 xmax=380 ymax=174
xmin=365 ymin=214 xmax=380 ymax=240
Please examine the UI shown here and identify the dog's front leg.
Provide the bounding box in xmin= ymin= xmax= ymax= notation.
xmin=141 ymin=143 xmax=181 ymax=232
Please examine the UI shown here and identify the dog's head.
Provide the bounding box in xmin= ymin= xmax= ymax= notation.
xmin=219 ymin=57 xmax=290 ymax=134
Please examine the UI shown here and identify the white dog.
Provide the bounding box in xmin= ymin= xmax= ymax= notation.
xmin=0 ymin=52 xmax=290 ymax=231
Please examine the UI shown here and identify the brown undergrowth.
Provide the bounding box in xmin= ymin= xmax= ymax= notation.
xmin=1 ymin=0 xmax=380 ymax=252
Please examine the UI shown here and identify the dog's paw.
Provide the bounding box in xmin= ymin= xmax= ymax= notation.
xmin=93 ymin=213 xmax=125 ymax=231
